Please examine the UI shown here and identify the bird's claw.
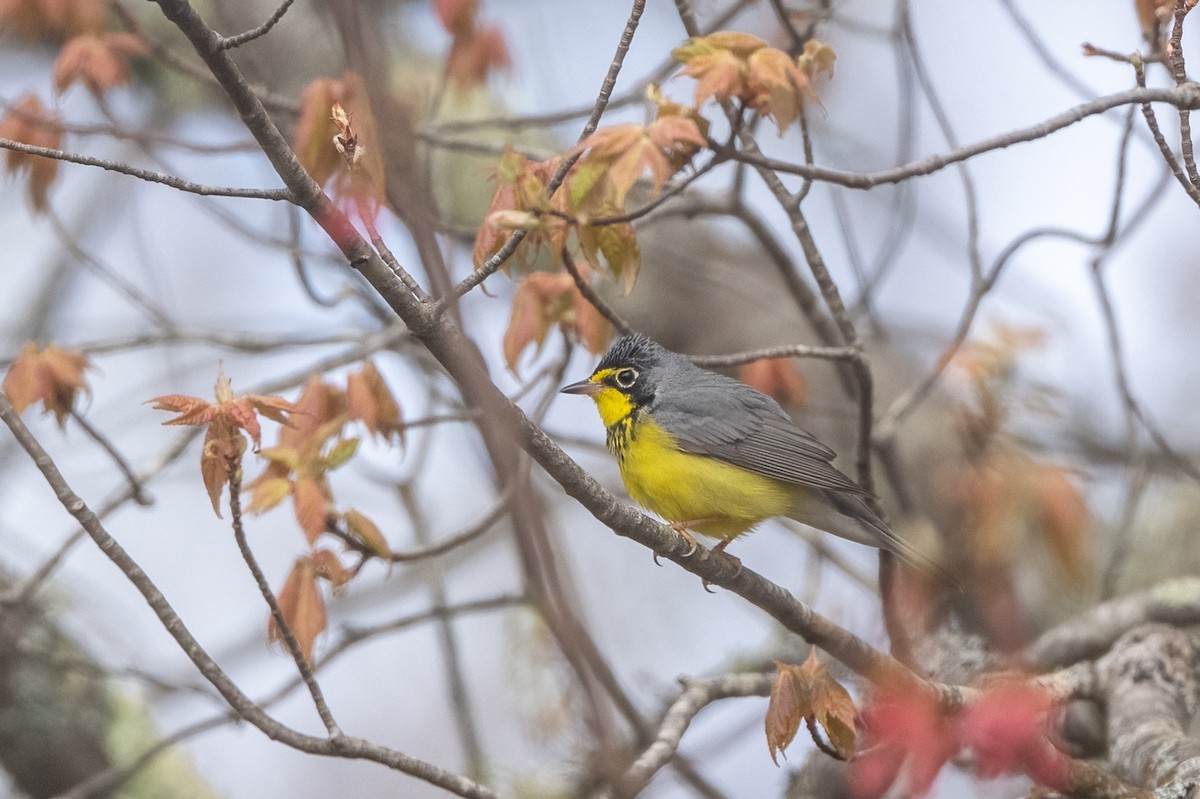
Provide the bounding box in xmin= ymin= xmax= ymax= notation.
xmin=701 ymin=541 xmax=743 ymax=592
xmin=667 ymin=522 xmax=700 ymax=557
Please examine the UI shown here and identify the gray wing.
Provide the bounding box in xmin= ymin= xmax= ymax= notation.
xmin=652 ymin=368 xmax=870 ymax=496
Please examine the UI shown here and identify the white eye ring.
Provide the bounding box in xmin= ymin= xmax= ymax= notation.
xmin=615 ymin=368 xmax=637 ymax=388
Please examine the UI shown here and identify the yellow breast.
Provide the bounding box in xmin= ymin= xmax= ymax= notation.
xmin=595 ymin=391 xmax=793 ymax=541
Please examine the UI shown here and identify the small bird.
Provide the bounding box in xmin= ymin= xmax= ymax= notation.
xmin=561 ymin=333 xmax=942 ymax=575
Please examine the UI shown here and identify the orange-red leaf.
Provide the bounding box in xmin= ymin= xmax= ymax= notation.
xmin=2 ymin=342 xmax=90 ymax=427
xmin=53 ymin=32 xmax=146 ymax=96
xmin=200 ymin=423 xmax=244 ymax=516
xmin=851 ymin=690 xmax=956 ymax=798
xmin=293 ymin=476 xmax=329 ymax=545
xmin=269 ymin=556 xmax=326 ymax=664
xmin=0 ymin=0 xmax=107 ymax=40
xmin=739 ymin=358 xmax=807 ymax=405
xmin=766 ymin=662 xmax=805 ymax=765
xmin=0 ymin=94 xmax=62 ymax=211
xmin=766 ymin=654 xmax=857 ymax=765
xmin=957 ymin=682 xmax=1071 ymax=791
xmin=311 ymin=547 xmax=351 ymax=591
xmin=503 ymin=274 xmax=558 ymax=372
xmin=446 ymin=24 xmax=510 ymax=89
xmin=293 ymin=72 xmax=385 ymax=206
xmin=800 ymin=652 xmax=857 ymax=759
xmin=345 ymin=361 xmax=403 ymax=443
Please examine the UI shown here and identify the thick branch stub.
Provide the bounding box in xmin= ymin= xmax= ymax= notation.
xmin=1097 ymin=624 xmax=1200 ymax=791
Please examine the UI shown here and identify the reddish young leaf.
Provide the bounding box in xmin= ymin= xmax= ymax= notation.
xmin=294 ymin=78 xmax=342 ymax=187
xmin=311 ymin=547 xmax=351 ymax=591
xmin=765 ymin=655 xmax=857 ymax=765
xmin=150 ymin=370 xmax=295 ymax=451
xmin=673 ymin=36 xmax=751 ymax=108
xmin=284 ymin=376 xmax=347 ymax=449
xmin=269 ymin=556 xmax=326 ymax=664
xmin=345 ymin=361 xmax=404 ymax=444
xmin=503 ymin=272 xmax=566 ymax=371
xmin=571 ymin=117 xmax=705 ymax=206
xmin=956 ymin=683 xmax=1071 ymax=791
xmin=0 ymin=0 xmax=107 ymax=40
xmin=471 ymin=148 xmax=569 ymax=271
xmin=745 ymin=45 xmax=812 ymax=133
xmin=766 ymin=662 xmax=805 ymax=765
xmin=850 ymin=691 xmax=956 ymax=798
xmin=574 ymin=288 xmax=614 ymax=358
xmin=292 ymin=72 xmax=386 ymax=208
xmin=739 ymin=358 xmax=807 ymax=405
xmin=446 ymin=24 xmax=511 ymax=89
xmin=199 ymin=421 xmax=245 ymax=516
xmin=150 ymin=369 xmax=295 ymax=516
xmin=3 ymin=342 xmax=91 ymax=428
xmin=292 ymin=475 xmax=330 ymax=545
xmin=800 ymin=652 xmax=857 ymax=759
xmin=671 ymin=30 xmax=830 ymax=134
xmin=0 ymin=94 xmax=62 ymax=211
xmin=52 ymin=31 xmax=145 ymax=96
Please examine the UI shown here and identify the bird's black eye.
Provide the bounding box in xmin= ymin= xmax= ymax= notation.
xmin=614 ymin=368 xmax=637 ymax=388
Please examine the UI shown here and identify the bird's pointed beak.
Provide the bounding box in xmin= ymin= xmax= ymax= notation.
xmin=560 ymin=378 xmax=602 ymax=396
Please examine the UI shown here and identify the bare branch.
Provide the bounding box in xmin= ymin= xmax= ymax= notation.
xmin=0 ymin=138 xmax=292 ymax=200
xmin=217 ymin=0 xmax=295 ymax=50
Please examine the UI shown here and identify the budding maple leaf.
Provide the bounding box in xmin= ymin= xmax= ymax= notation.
xmin=148 ymin=369 xmax=296 ymax=516
xmin=345 ymin=361 xmax=404 ymax=444
xmin=2 ymin=342 xmax=90 ymax=428
xmin=52 ymin=32 xmax=146 ymax=96
xmin=672 ymin=31 xmax=832 ymax=133
xmin=503 ymin=265 xmax=613 ymax=373
xmin=293 ymin=72 xmax=385 ymax=210
xmin=739 ymin=358 xmax=807 ymax=405
xmin=0 ymin=94 xmax=63 ymax=211
xmin=0 ymin=0 xmax=108 ymax=41
xmin=269 ymin=554 xmax=327 ymax=664
xmin=765 ymin=654 xmax=857 ymax=765
xmin=330 ymin=101 xmax=363 ymax=170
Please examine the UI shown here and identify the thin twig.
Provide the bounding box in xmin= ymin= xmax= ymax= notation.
xmin=227 ymin=466 xmax=342 ymax=737
xmin=0 ymin=138 xmax=292 ymax=200
xmin=218 ymin=0 xmax=295 ymax=49
xmin=713 ymin=85 xmax=1200 ymax=189
xmin=69 ymin=410 xmax=153 ymax=506
xmin=690 ymin=344 xmax=861 ymax=368
xmin=560 ymin=252 xmax=634 ymax=336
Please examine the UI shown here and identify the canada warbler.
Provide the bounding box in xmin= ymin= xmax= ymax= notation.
xmin=561 ymin=334 xmax=941 ymax=573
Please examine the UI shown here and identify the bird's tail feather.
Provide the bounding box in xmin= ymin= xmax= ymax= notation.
xmin=796 ymin=492 xmax=958 ymax=587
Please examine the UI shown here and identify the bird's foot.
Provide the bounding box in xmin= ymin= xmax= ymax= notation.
xmin=698 ymin=538 xmax=742 ymax=593
xmin=653 ymin=521 xmax=701 ymax=566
